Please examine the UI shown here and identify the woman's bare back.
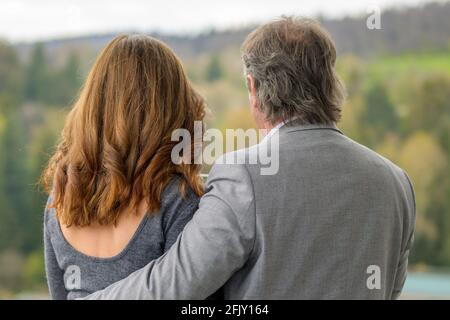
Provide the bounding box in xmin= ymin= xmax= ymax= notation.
xmin=60 ymin=201 xmax=148 ymax=258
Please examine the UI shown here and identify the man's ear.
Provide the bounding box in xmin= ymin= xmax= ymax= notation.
xmin=246 ymin=73 xmax=266 ymax=129
xmin=246 ymin=74 xmax=257 ymax=98
xmin=246 ymin=74 xmax=258 ymax=113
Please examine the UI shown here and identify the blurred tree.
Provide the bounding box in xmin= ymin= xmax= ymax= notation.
xmin=24 ymin=43 xmax=49 ymax=103
xmin=336 ymin=55 xmax=365 ymax=97
xmin=51 ymin=52 xmax=82 ymax=106
xmin=360 ymin=82 xmax=399 ymax=147
xmin=405 ymin=73 xmax=450 ymax=152
xmin=0 ymin=42 xmax=25 ymax=252
xmin=21 ymin=249 xmax=45 ymax=291
xmin=198 ymin=80 xmax=248 ymax=120
xmin=0 ymin=41 xmax=23 ymax=107
xmin=0 ymin=251 xmax=25 ymax=291
xmin=364 ymin=83 xmax=399 ymax=130
xmin=378 ymin=131 xmax=449 ymax=265
xmin=206 ymin=55 xmax=223 ymax=82
xmin=0 ymin=108 xmax=29 ymax=251
xmin=222 ymin=105 xmax=255 ymax=131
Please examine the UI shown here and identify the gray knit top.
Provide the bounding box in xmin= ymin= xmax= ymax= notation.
xmin=43 ymin=177 xmax=199 ymax=300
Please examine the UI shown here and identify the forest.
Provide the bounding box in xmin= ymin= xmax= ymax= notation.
xmin=0 ymin=2 xmax=450 ymax=297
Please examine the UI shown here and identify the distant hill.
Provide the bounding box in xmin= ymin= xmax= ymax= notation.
xmin=321 ymin=1 xmax=450 ymax=56
xmin=15 ymin=1 xmax=450 ymax=63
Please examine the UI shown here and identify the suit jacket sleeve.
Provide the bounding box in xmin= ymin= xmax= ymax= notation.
xmin=391 ymin=170 xmax=416 ymax=299
xmin=83 ymin=161 xmax=256 ymax=299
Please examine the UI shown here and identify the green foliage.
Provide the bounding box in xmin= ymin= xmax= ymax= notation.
xmin=0 ymin=108 xmax=28 ymax=251
xmin=24 ymin=43 xmax=49 ymax=102
xmin=0 ymin=250 xmax=25 ymax=291
xmin=0 ymin=41 xmax=77 ymax=294
xmin=205 ymin=55 xmax=223 ymax=82
xmin=0 ymin=42 xmax=23 ymax=107
xmin=21 ymin=249 xmax=45 ymax=290
xmin=50 ymin=52 xmax=82 ymax=106
xmin=360 ymin=83 xmax=400 ymax=146
xmin=24 ymin=43 xmax=82 ymax=106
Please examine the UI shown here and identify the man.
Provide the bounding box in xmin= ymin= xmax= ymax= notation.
xmin=85 ymin=17 xmax=415 ymax=299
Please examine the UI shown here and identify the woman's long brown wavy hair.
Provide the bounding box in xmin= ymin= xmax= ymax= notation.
xmin=42 ymin=34 xmax=205 ymax=227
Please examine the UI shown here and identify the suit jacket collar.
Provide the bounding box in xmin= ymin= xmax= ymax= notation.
xmin=281 ymin=122 xmax=343 ymax=135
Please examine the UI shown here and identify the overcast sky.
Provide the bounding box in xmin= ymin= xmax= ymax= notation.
xmin=0 ymin=0 xmax=441 ymax=42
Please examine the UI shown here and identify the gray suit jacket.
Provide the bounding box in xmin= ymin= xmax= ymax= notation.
xmin=85 ymin=123 xmax=415 ymax=299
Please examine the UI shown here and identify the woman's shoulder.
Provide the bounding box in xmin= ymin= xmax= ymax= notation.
xmin=43 ymin=196 xmax=62 ymax=239
xmin=161 ymin=175 xmax=201 ymax=207
xmin=159 ymin=176 xmax=201 ymax=227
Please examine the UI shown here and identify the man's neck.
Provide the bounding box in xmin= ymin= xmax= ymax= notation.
xmin=261 ymin=120 xmax=282 ymax=132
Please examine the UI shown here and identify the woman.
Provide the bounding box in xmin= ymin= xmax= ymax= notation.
xmin=42 ymin=34 xmax=205 ymax=299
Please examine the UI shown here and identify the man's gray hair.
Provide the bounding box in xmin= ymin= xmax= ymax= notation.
xmin=242 ymin=16 xmax=346 ymax=125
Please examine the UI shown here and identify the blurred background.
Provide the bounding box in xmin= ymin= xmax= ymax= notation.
xmin=0 ymin=0 xmax=450 ymax=299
